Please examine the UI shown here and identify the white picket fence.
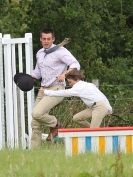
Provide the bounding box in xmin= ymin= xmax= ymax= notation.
xmin=0 ymin=33 xmax=34 ymax=149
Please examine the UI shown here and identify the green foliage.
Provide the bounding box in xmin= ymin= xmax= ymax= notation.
xmin=0 ymin=0 xmax=31 ymax=36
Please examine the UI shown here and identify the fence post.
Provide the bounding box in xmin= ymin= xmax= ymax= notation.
xmin=0 ymin=33 xmax=2 ymax=149
xmin=25 ymin=33 xmax=34 ymax=149
xmin=11 ymin=41 xmax=19 ymax=148
xmin=0 ymin=33 xmax=5 ymax=149
xmin=3 ymin=34 xmax=15 ymax=148
xmin=17 ymin=41 xmax=26 ymax=149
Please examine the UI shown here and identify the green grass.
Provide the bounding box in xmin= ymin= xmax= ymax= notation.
xmin=0 ymin=143 xmax=133 ymax=177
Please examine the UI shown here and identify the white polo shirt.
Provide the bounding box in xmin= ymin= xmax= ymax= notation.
xmin=45 ymin=80 xmax=112 ymax=113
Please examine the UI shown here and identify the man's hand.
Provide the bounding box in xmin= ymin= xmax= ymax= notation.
xmin=37 ymin=87 xmax=44 ymax=97
xmin=57 ymin=68 xmax=77 ymax=82
xmin=56 ymin=73 xmax=65 ymax=82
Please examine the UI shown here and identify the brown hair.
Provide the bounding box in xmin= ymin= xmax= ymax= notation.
xmin=65 ymin=69 xmax=85 ymax=81
xmin=40 ymin=28 xmax=55 ymax=38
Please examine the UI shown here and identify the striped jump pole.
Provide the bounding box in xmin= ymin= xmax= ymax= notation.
xmin=58 ymin=127 xmax=133 ymax=156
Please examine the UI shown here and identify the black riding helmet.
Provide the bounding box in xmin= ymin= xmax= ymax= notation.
xmin=14 ymin=73 xmax=34 ymax=91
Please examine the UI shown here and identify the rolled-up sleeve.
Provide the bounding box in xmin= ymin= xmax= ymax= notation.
xmin=32 ymin=63 xmax=41 ymax=79
xmin=59 ymin=48 xmax=80 ymax=70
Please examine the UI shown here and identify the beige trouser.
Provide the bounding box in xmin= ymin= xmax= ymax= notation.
xmin=31 ymin=85 xmax=64 ymax=148
xmin=73 ymin=101 xmax=110 ymax=128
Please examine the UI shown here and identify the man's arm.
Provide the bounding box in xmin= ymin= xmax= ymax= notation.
xmin=32 ymin=62 xmax=41 ymax=80
xmin=57 ymin=48 xmax=80 ymax=81
xmin=57 ymin=68 xmax=77 ymax=81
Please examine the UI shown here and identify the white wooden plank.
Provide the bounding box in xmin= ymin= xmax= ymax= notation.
xmin=3 ymin=34 xmax=14 ymax=148
xmin=65 ymin=137 xmax=72 ymax=156
xmin=78 ymin=137 xmax=85 ymax=154
xmin=2 ymin=38 xmax=28 ymax=44
xmin=18 ymin=43 xmax=26 ymax=149
xmin=11 ymin=44 xmax=19 ymax=148
xmin=91 ymin=137 xmax=99 ymax=153
xmin=25 ymin=33 xmax=34 ymax=149
xmin=119 ymin=135 xmax=126 ymax=153
xmin=105 ymin=136 xmax=113 ymax=153
xmin=0 ymin=33 xmax=5 ymax=149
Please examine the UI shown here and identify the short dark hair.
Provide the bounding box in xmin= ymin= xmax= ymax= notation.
xmin=65 ymin=69 xmax=85 ymax=81
xmin=40 ymin=28 xmax=55 ymax=37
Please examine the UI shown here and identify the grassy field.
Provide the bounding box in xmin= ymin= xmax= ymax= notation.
xmin=0 ymin=143 xmax=133 ymax=177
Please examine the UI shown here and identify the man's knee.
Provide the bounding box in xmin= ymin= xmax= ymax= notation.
xmin=31 ymin=118 xmax=40 ymax=129
xmin=73 ymin=114 xmax=79 ymax=122
xmin=32 ymin=109 xmax=43 ymax=120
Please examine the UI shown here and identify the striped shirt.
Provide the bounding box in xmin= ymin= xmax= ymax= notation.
xmin=32 ymin=44 xmax=80 ymax=87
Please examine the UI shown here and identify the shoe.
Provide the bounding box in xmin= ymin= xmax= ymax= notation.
xmin=46 ymin=121 xmax=62 ymax=141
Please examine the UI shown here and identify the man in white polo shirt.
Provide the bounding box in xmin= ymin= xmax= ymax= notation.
xmin=43 ymin=69 xmax=112 ymax=128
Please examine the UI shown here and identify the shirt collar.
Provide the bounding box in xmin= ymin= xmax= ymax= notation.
xmin=44 ymin=44 xmax=56 ymax=51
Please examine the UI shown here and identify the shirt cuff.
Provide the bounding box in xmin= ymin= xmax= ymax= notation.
xmin=32 ymin=71 xmax=41 ymax=79
xmin=44 ymin=89 xmax=50 ymax=95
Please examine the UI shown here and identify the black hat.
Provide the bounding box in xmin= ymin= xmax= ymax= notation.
xmin=14 ymin=73 xmax=34 ymax=91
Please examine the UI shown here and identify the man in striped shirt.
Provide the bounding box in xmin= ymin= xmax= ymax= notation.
xmin=31 ymin=28 xmax=80 ymax=148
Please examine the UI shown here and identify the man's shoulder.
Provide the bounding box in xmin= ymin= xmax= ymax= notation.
xmin=36 ymin=48 xmax=44 ymax=58
xmin=36 ymin=48 xmax=44 ymax=55
xmin=55 ymin=46 xmax=71 ymax=55
xmin=57 ymin=46 xmax=69 ymax=51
